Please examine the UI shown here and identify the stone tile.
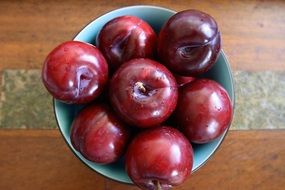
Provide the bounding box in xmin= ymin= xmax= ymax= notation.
xmin=0 ymin=69 xmax=284 ymax=129
xmin=232 ymin=71 xmax=285 ymax=129
xmin=0 ymin=70 xmax=56 ymax=129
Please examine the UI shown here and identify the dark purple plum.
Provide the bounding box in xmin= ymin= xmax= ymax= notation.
xmin=42 ymin=41 xmax=108 ymax=104
xmin=98 ymin=16 xmax=156 ymax=72
xmin=174 ymin=79 xmax=233 ymax=144
xmin=126 ymin=126 xmax=193 ymax=190
xmin=158 ymin=10 xmax=221 ymax=76
xmin=70 ymin=103 xmax=130 ymax=164
xmin=109 ymin=58 xmax=178 ymax=128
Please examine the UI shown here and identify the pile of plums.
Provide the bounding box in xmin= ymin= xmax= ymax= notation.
xmin=42 ymin=9 xmax=233 ymax=190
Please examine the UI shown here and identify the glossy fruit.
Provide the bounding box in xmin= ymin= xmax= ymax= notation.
xmin=70 ymin=103 xmax=129 ymax=164
xmin=174 ymin=75 xmax=196 ymax=87
xmin=174 ymin=79 xmax=233 ymax=144
xmin=158 ymin=10 xmax=221 ymax=76
xmin=125 ymin=126 xmax=193 ymax=190
xmin=42 ymin=41 xmax=108 ymax=104
xmin=109 ymin=58 xmax=178 ymax=128
xmin=98 ymin=16 xmax=157 ymax=71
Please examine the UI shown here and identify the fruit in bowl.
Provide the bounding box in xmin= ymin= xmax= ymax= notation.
xmin=174 ymin=79 xmax=233 ymax=144
xmin=70 ymin=103 xmax=130 ymax=164
xmin=109 ymin=58 xmax=178 ymax=128
xmin=42 ymin=41 xmax=108 ymax=104
xmin=126 ymin=127 xmax=193 ymax=190
xmin=158 ymin=10 xmax=221 ymax=76
xmin=45 ymin=5 xmax=234 ymax=190
xmin=97 ymin=15 xmax=157 ymax=72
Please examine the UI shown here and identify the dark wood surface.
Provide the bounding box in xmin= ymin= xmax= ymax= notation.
xmin=1 ymin=0 xmax=285 ymax=189
xmin=0 ymin=130 xmax=284 ymax=190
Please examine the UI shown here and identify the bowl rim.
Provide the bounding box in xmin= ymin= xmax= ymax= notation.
xmin=190 ymin=50 xmax=235 ymax=173
xmin=53 ymin=4 xmax=235 ymax=185
xmin=72 ymin=5 xmax=176 ymax=42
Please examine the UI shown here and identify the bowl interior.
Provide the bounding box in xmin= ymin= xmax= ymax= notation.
xmin=54 ymin=5 xmax=235 ymax=184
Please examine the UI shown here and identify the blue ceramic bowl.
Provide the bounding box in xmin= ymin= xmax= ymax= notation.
xmin=54 ymin=5 xmax=235 ymax=184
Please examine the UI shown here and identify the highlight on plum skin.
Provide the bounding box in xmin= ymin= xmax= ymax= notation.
xmin=98 ymin=15 xmax=157 ymax=72
xmin=109 ymin=58 xmax=178 ymax=128
xmin=70 ymin=103 xmax=130 ymax=164
xmin=158 ymin=10 xmax=221 ymax=76
xmin=174 ymin=79 xmax=233 ymax=144
xmin=125 ymin=126 xmax=193 ymax=190
xmin=42 ymin=41 xmax=108 ymax=104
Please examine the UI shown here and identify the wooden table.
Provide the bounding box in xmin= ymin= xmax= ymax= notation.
xmin=1 ymin=0 xmax=285 ymax=190
xmin=0 ymin=130 xmax=284 ymax=190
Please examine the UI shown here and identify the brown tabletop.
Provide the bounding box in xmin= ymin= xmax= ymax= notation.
xmin=1 ymin=0 xmax=285 ymax=190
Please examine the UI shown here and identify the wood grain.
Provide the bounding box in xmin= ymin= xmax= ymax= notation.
xmin=0 ymin=129 xmax=284 ymax=190
xmin=0 ymin=0 xmax=285 ymax=71
xmin=1 ymin=1 xmax=285 ymax=190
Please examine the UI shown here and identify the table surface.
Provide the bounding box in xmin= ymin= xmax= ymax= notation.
xmin=1 ymin=0 xmax=285 ymax=190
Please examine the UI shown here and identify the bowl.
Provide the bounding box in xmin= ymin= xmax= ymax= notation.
xmin=53 ymin=5 xmax=235 ymax=184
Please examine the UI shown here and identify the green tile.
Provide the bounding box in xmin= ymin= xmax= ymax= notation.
xmin=0 ymin=69 xmax=284 ymax=129
xmin=232 ymin=71 xmax=285 ymax=129
xmin=0 ymin=70 xmax=56 ymax=129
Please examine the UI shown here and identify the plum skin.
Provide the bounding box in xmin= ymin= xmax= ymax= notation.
xmin=158 ymin=10 xmax=221 ymax=76
xmin=109 ymin=58 xmax=178 ymax=128
xmin=70 ymin=103 xmax=130 ymax=164
xmin=125 ymin=126 xmax=193 ymax=190
xmin=42 ymin=41 xmax=108 ymax=104
xmin=98 ymin=16 xmax=157 ymax=72
xmin=174 ymin=79 xmax=233 ymax=144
